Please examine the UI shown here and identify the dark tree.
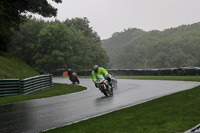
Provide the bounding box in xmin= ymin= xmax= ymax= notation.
xmin=0 ymin=0 xmax=62 ymax=52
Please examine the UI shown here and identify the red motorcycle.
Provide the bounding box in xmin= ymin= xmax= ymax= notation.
xmin=70 ymin=73 xmax=80 ymax=84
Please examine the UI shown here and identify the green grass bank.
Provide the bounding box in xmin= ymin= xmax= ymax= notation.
xmin=0 ymin=52 xmax=39 ymax=79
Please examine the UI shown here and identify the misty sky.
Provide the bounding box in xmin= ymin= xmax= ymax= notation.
xmin=40 ymin=0 xmax=200 ymax=39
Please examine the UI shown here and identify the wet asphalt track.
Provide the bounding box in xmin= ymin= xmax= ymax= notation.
xmin=0 ymin=78 xmax=200 ymax=133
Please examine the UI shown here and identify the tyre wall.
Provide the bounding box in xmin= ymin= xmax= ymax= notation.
xmin=77 ymin=67 xmax=200 ymax=76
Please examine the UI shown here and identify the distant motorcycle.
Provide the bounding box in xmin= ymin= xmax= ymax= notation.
xmin=70 ymin=73 xmax=80 ymax=84
xmin=109 ymin=73 xmax=118 ymax=89
xmin=95 ymin=75 xmax=114 ymax=96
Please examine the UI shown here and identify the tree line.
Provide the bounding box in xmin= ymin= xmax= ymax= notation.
xmin=9 ymin=17 xmax=109 ymax=73
xmin=102 ymin=23 xmax=200 ymax=69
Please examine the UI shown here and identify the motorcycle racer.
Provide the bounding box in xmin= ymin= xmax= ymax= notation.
xmin=92 ymin=65 xmax=111 ymax=87
xmin=68 ymin=69 xmax=75 ymax=77
xmin=68 ymin=69 xmax=79 ymax=84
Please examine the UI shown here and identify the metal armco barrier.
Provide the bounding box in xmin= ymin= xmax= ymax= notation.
xmin=77 ymin=67 xmax=200 ymax=76
xmin=0 ymin=74 xmax=52 ymax=97
xmin=0 ymin=79 xmax=20 ymax=97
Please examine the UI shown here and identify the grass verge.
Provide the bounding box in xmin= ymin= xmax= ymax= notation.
xmin=42 ymin=76 xmax=200 ymax=133
xmin=0 ymin=83 xmax=86 ymax=105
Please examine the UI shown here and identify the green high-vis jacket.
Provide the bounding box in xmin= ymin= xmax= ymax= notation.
xmin=92 ymin=67 xmax=108 ymax=82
